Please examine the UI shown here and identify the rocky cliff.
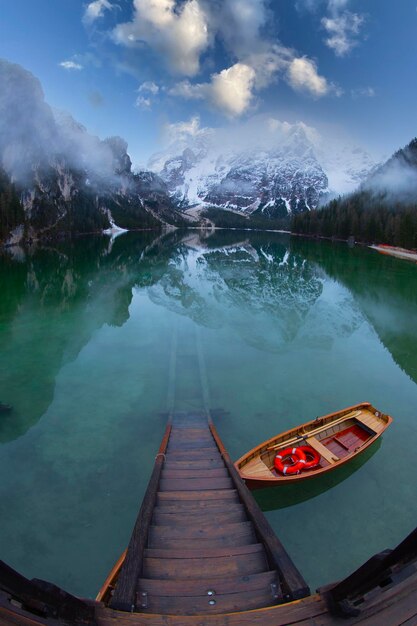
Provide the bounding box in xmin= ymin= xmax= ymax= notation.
xmin=0 ymin=59 xmax=183 ymax=244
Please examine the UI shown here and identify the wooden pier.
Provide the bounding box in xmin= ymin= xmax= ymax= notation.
xmin=109 ymin=411 xmax=309 ymax=615
xmin=1 ymin=411 xmax=417 ymax=624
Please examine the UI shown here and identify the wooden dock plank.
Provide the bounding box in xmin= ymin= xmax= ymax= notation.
xmin=148 ymin=521 xmax=255 ymax=542
xmin=144 ymin=544 xmax=264 ymax=560
xmin=137 ymin=587 xmax=279 ymax=615
xmin=154 ymin=501 xmax=245 ymax=514
xmin=153 ymin=508 xmax=247 ymax=526
xmin=136 ymin=570 xmax=278 ymax=597
xmin=156 ymin=489 xmax=239 ymax=502
xmin=142 ymin=552 xmax=268 ymax=580
xmin=160 ymin=468 xmax=229 ymax=479
xmin=109 ymin=411 xmax=308 ymax=616
xmin=164 ymin=459 xmax=225 ymax=469
xmin=159 ymin=477 xmax=233 ymax=491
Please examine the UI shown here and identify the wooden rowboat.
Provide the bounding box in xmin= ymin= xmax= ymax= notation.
xmin=235 ymin=402 xmax=392 ymax=490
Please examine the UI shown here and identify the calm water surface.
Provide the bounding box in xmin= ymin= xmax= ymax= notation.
xmin=0 ymin=229 xmax=416 ymax=597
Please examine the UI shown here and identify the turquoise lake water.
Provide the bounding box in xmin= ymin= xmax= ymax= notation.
xmin=0 ymin=229 xmax=416 ymax=598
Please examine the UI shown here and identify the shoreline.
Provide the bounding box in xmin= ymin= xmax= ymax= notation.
xmin=2 ymin=225 xmax=417 ymax=264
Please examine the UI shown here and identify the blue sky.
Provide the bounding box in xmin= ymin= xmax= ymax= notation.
xmin=1 ymin=0 xmax=416 ymax=167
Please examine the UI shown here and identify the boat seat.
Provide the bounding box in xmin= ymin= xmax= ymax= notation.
xmin=353 ymin=414 xmax=378 ymax=435
xmin=305 ymin=437 xmax=339 ymax=464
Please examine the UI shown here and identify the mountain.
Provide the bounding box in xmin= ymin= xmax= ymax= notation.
xmin=362 ymin=138 xmax=417 ymax=200
xmin=0 ymin=59 xmax=183 ymax=244
xmin=149 ymin=122 xmax=376 ymax=220
xmin=291 ymin=138 xmax=417 ymax=249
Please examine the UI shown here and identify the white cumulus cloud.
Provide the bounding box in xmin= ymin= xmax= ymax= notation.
xmin=170 ymin=63 xmax=256 ymax=117
xmin=83 ymin=0 xmax=114 ymax=25
xmin=287 ymin=57 xmax=329 ymax=97
xmin=112 ymin=0 xmax=210 ymax=76
xmin=210 ymin=64 xmax=256 ymax=116
xmin=59 ymin=61 xmax=83 ymax=70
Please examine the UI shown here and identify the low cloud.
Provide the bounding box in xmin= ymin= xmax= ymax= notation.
xmin=163 ymin=115 xmax=209 ymax=144
xmin=59 ymin=60 xmax=83 ymax=70
xmin=112 ymin=0 xmax=210 ymax=77
xmin=0 ymin=59 xmax=130 ymax=184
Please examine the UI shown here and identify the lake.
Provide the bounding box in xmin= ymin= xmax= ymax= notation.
xmin=0 ymin=229 xmax=416 ymax=598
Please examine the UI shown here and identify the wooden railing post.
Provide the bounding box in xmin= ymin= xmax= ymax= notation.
xmin=208 ymin=418 xmax=310 ymax=601
xmin=109 ymin=420 xmax=172 ymax=612
xmin=323 ymin=525 xmax=417 ymax=616
xmin=0 ymin=559 xmax=95 ymax=624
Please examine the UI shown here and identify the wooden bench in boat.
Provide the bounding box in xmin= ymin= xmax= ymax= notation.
xmin=354 ymin=411 xmax=380 ymax=434
xmin=305 ymin=436 xmax=339 ymax=464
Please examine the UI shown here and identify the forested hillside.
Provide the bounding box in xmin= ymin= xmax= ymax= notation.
xmin=292 ymin=139 xmax=417 ymax=249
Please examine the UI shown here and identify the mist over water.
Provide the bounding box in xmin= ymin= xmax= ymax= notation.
xmin=0 ymin=230 xmax=416 ymax=597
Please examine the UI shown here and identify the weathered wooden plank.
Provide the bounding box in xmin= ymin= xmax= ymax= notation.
xmin=144 ymin=543 xmax=264 ymax=560
xmin=168 ymin=431 xmax=214 ymax=440
xmin=159 ymin=477 xmax=233 ymax=491
xmin=93 ymin=593 xmax=330 ymax=625
xmin=167 ymin=440 xmax=216 ymax=449
xmin=147 ymin=535 xmax=257 ymax=550
xmin=143 ymin=551 xmax=268 ymax=580
xmin=157 ymin=489 xmax=239 ymax=502
xmin=161 ymin=468 xmax=229 ymax=479
xmin=165 ymin=450 xmax=222 ymax=459
xmin=148 ymin=521 xmax=254 ymax=542
xmin=164 ymin=457 xmax=225 ymax=470
xmin=137 ymin=586 xmax=280 ymax=615
xmin=154 ymin=501 xmax=245 ymax=514
xmin=136 ymin=570 xmax=278 ymax=597
xmin=153 ymin=507 xmax=246 ymax=526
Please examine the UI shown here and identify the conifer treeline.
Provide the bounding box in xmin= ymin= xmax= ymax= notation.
xmin=292 ymin=191 xmax=417 ymax=249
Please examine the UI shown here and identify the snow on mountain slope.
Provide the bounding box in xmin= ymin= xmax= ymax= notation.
xmin=149 ymin=119 xmax=377 ymax=218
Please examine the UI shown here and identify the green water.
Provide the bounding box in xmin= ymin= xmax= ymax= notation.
xmin=0 ymin=229 xmax=416 ymax=597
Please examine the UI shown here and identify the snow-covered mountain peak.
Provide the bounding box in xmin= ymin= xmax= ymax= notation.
xmin=149 ymin=118 xmax=377 ymax=218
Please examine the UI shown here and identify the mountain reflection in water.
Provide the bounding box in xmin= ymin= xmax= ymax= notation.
xmin=0 ymin=230 xmax=416 ymax=442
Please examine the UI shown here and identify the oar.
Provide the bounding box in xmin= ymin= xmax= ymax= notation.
xmin=266 ymin=410 xmax=362 ymax=452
